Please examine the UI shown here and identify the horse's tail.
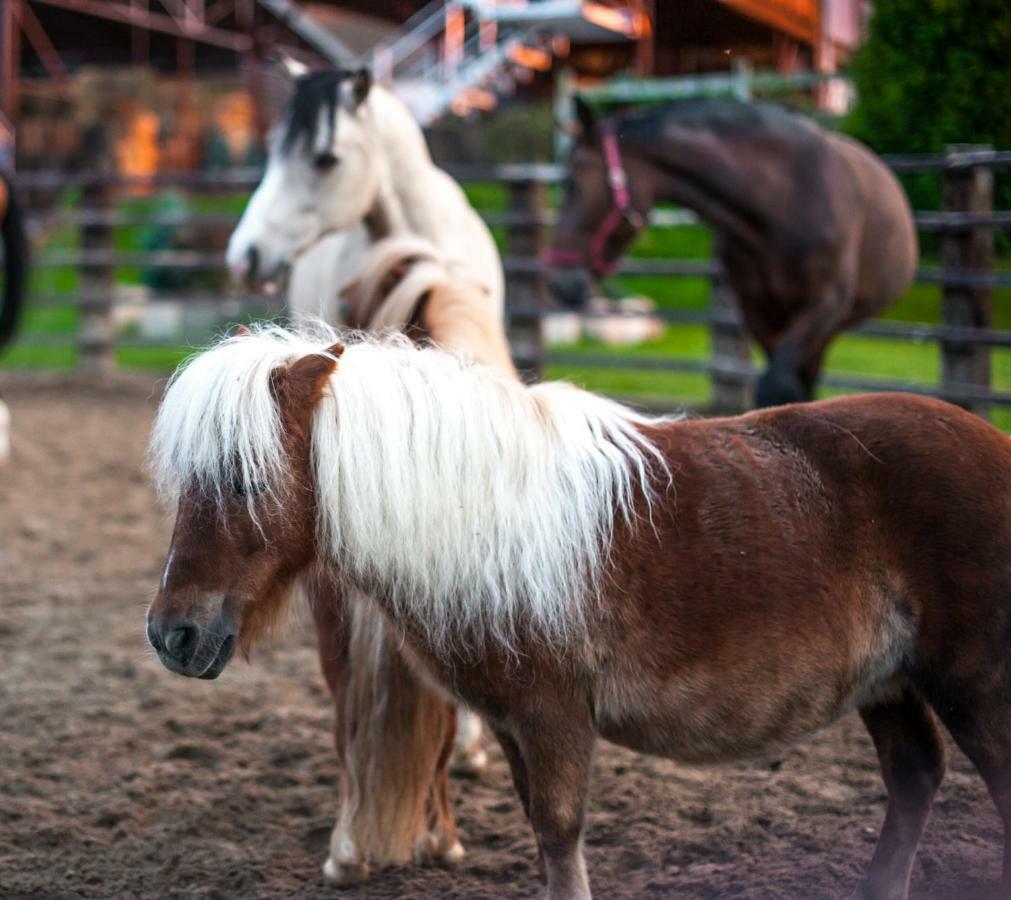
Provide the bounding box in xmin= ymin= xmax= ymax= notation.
xmin=334 ymin=590 xmax=459 ymax=869
xmin=0 ymin=171 xmax=28 ymax=353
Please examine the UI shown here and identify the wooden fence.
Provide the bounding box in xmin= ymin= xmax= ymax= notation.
xmin=12 ymin=145 xmax=1011 ymax=417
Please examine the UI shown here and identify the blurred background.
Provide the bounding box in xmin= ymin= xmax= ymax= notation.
xmin=0 ymin=0 xmax=1009 ymax=422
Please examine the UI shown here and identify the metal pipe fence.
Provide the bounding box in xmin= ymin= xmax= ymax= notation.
xmin=9 ymin=144 xmax=1011 ymax=416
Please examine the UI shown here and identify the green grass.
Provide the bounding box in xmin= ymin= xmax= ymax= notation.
xmin=6 ymin=186 xmax=1011 ymax=428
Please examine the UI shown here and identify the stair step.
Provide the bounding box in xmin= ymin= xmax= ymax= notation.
xmin=463 ymin=1 xmax=643 ymax=42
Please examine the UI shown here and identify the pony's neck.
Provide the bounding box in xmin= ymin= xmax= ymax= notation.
xmin=422 ymin=284 xmax=517 ymax=376
xmin=313 ymin=341 xmax=664 ymax=652
xmin=364 ymin=176 xmax=409 ymax=240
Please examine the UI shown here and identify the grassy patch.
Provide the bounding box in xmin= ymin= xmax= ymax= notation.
xmin=8 ymin=187 xmax=1011 ymax=429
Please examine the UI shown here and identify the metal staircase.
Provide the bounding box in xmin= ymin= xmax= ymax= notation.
xmin=360 ymin=1 xmax=649 ymax=124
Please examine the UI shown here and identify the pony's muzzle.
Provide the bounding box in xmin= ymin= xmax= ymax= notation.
xmin=148 ymin=612 xmax=237 ymax=679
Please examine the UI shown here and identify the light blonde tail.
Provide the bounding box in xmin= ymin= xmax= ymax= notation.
xmin=337 ymin=589 xmax=459 ymax=867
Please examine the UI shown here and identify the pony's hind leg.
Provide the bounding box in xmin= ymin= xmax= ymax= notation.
xmin=926 ymin=679 xmax=1011 ymax=894
xmin=423 ymin=707 xmax=465 ymax=866
xmin=854 ymin=690 xmax=945 ymax=900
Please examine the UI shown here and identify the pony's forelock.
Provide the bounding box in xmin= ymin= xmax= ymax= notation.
xmin=148 ymin=322 xmax=343 ymax=515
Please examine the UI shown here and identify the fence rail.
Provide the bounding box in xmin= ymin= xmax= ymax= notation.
xmin=8 ymin=144 xmax=1011 ymax=415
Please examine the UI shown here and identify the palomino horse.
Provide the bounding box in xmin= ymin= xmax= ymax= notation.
xmin=0 ymin=169 xmax=27 ymax=464
xmin=308 ymin=236 xmax=516 ymax=881
xmin=149 ymin=324 xmax=1011 ymax=900
xmin=545 ymin=98 xmax=918 ymax=408
xmin=225 ymin=66 xmax=502 ymax=874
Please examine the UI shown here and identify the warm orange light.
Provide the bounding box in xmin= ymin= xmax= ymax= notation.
xmin=583 ymin=3 xmax=650 ymax=38
xmin=506 ymin=43 xmax=553 ymax=72
xmin=458 ymin=88 xmax=498 ymax=111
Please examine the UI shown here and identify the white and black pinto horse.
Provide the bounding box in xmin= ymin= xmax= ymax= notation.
xmin=226 ymin=64 xmax=503 ymax=320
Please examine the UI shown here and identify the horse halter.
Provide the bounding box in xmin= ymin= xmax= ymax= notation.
xmin=544 ymin=124 xmax=646 ymax=277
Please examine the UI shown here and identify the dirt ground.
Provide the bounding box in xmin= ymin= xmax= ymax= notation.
xmin=0 ymin=377 xmax=1005 ymax=900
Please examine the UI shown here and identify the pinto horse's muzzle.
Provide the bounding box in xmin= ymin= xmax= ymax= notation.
xmin=148 ymin=612 xmax=237 ymax=679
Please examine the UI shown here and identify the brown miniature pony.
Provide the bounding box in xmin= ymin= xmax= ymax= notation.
xmin=306 ymin=237 xmax=516 ymax=881
xmin=545 ymin=98 xmax=918 ymax=408
xmin=148 ymin=323 xmax=1011 ymax=900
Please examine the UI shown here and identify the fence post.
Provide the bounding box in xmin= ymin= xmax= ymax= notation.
xmin=941 ymin=143 xmax=993 ymax=417
xmin=708 ymin=260 xmax=751 ymax=413
xmin=506 ymin=178 xmax=547 ymax=383
xmin=78 ymin=180 xmax=115 ymax=374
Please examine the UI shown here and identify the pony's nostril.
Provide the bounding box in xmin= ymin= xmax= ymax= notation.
xmin=163 ymin=623 xmax=198 ymax=664
xmin=146 ymin=618 xmax=162 ymax=652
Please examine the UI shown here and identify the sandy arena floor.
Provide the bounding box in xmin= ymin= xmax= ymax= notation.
xmin=0 ymin=377 xmax=1005 ymax=899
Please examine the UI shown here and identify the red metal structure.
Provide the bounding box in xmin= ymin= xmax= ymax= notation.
xmin=0 ymin=0 xmax=362 ymax=127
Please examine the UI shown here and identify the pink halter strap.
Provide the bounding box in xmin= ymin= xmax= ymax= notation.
xmin=543 ymin=123 xmax=645 ymax=277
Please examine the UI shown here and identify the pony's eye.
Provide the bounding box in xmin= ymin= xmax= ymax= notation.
xmin=313 ymin=151 xmax=339 ymax=173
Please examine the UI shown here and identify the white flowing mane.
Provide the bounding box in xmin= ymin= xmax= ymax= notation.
xmin=151 ymin=324 xmax=673 ymax=652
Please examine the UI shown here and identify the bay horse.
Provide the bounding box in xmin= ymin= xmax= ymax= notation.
xmin=0 ymin=168 xmax=28 ymax=464
xmin=148 ymin=323 xmax=1011 ymax=900
xmin=545 ymin=98 xmax=918 ymax=408
xmin=307 ymin=236 xmax=516 ymax=881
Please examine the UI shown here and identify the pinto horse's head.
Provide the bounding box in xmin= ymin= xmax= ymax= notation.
xmin=545 ymin=98 xmax=649 ymax=310
xmin=226 ymin=67 xmax=375 ymax=288
xmin=146 ymin=330 xmax=343 ymax=678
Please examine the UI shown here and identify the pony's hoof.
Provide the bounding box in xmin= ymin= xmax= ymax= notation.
xmin=323 ymin=856 xmax=370 ymax=885
xmin=451 ymin=746 xmax=488 ymax=776
xmin=442 ymin=840 xmax=465 ymax=865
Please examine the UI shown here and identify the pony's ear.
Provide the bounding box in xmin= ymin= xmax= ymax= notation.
xmin=351 ymin=68 xmax=372 ymax=108
xmin=573 ymin=96 xmax=598 ymax=139
xmin=278 ymin=52 xmax=310 ymax=80
xmin=233 ymin=324 xmax=252 ymax=337
xmin=272 ymin=344 xmax=344 ymax=432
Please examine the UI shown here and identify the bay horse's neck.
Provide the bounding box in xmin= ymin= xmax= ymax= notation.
xmin=619 ymin=115 xmax=768 ymax=250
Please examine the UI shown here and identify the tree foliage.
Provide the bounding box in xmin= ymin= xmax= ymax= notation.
xmin=844 ymin=0 xmax=1011 ymax=212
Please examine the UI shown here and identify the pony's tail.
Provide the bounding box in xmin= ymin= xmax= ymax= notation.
xmin=0 ymin=171 xmax=27 ymax=353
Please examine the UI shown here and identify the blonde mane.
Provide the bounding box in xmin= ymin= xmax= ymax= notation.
xmin=343 ymin=235 xmax=493 ymax=333
xmin=151 ymin=324 xmax=673 ymax=652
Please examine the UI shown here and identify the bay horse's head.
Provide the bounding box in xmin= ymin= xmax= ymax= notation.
xmin=545 ymin=98 xmax=648 ymax=310
xmin=146 ymin=328 xmax=343 ymax=678
xmin=226 ymin=66 xmax=375 ymax=288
